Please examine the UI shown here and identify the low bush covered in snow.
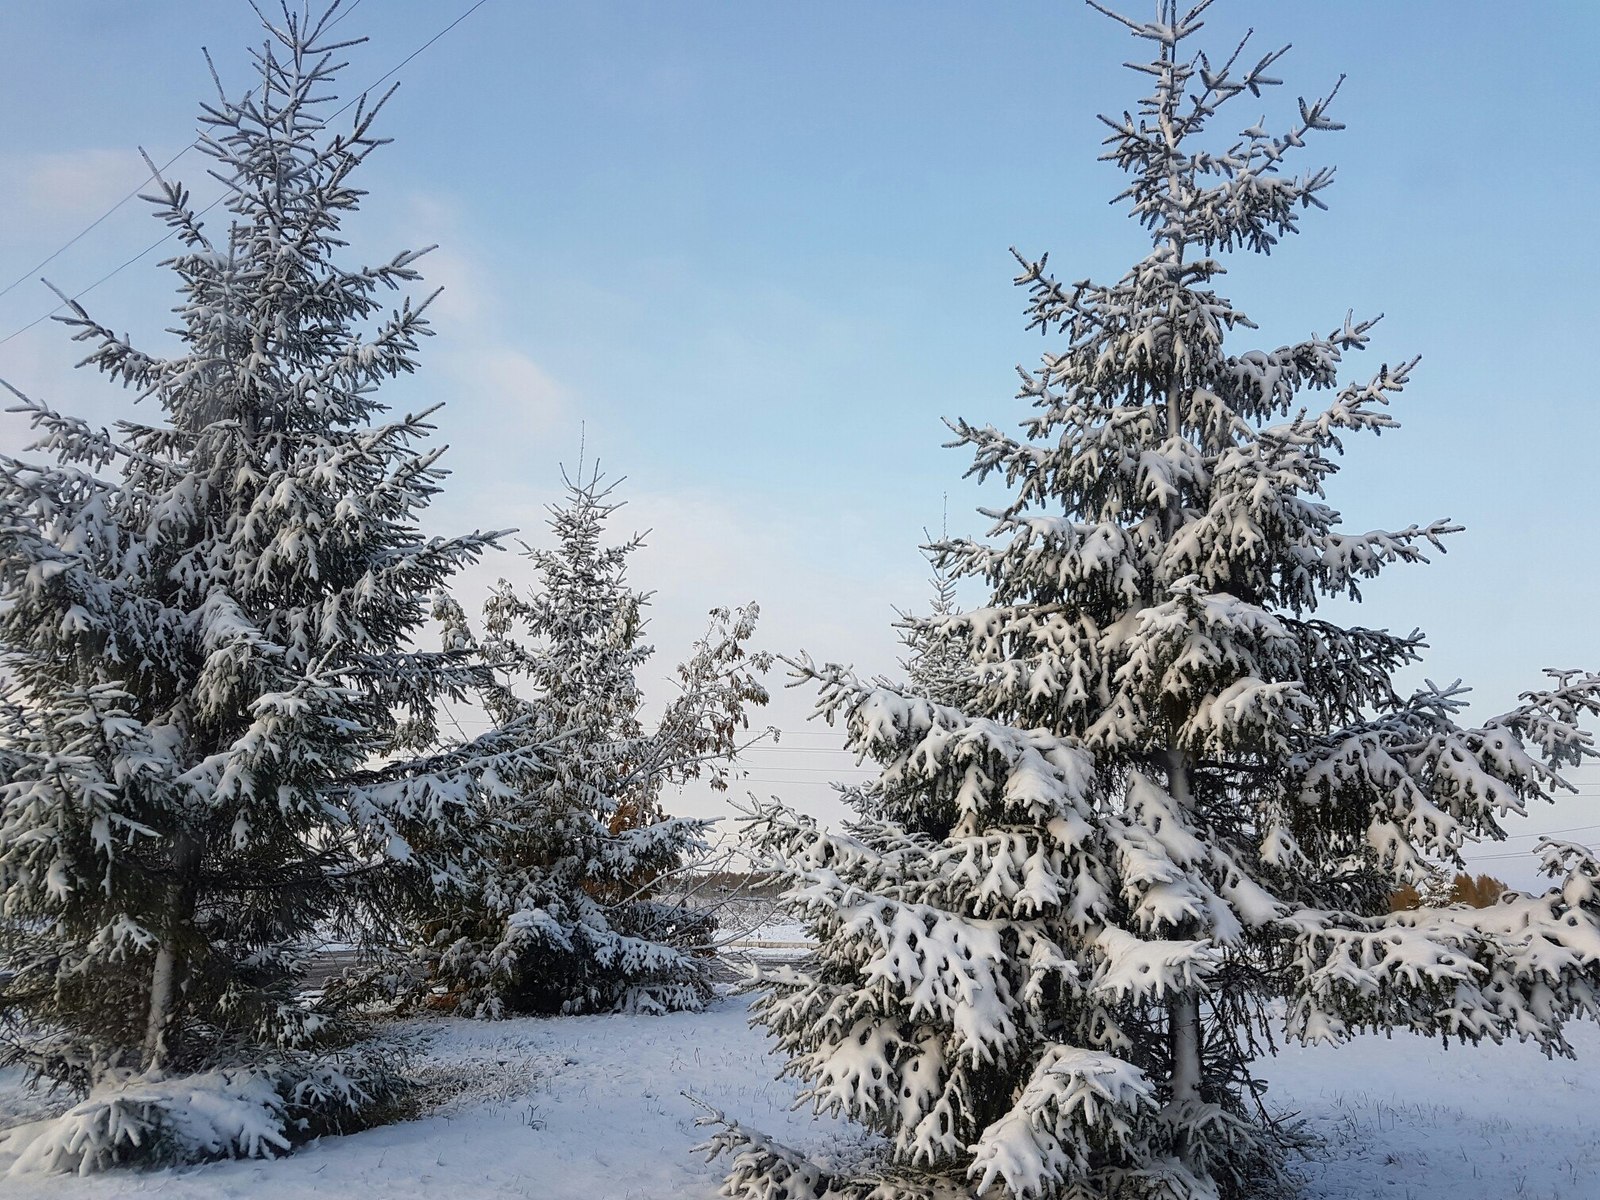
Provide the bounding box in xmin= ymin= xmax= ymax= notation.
xmin=2 ymin=1051 xmax=404 ymax=1176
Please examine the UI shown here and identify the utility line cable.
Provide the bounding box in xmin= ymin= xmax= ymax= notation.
xmin=0 ymin=144 xmax=196 ymax=303
xmin=0 ymin=0 xmax=491 ymax=352
xmin=0 ymin=0 xmax=377 ymax=305
xmin=1478 ymin=817 xmax=1600 ymax=842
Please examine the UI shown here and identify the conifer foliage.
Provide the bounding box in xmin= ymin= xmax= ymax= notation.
xmin=899 ymin=546 xmax=973 ymax=712
xmin=0 ymin=5 xmax=524 ymax=1171
xmin=416 ymin=469 xmax=772 ymax=1018
xmin=704 ymin=4 xmax=1600 ymax=1198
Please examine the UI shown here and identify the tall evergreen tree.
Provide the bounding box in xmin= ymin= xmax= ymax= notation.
xmin=416 ymin=468 xmax=772 ymax=1018
xmin=702 ymin=4 xmax=1600 ymax=1198
xmin=0 ymin=5 xmax=525 ymax=1171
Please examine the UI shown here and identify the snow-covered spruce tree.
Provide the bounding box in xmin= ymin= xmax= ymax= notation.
xmin=854 ymin=546 xmax=980 ymax=846
xmin=701 ymin=5 xmax=1600 ymax=1199
xmin=414 ymin=468 xmax=772 ymax=1017
xmin=899 ymin=545 xmax=975 ymax=713
xmin=0 ymin=6 xmax=529 ymax=1172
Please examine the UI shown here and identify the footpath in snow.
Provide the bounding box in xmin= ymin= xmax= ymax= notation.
xmin=1 ymin=996 xmax=1596 ymax=1200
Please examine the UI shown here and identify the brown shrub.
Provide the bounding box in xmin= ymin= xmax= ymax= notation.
xmin=1389 ymin=872 xmax=1511 ymax=912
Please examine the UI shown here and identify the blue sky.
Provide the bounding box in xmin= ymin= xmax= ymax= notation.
xmin=1 ymin=1 xmax=1595 ymax=878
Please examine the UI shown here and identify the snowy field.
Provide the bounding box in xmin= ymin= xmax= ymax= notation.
xmin=2 ymin=991 xmax=1596 ymax=1200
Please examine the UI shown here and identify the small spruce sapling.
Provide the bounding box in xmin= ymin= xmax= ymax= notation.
xmin=899 ymin=539 xmax=976 ymax=713
xmin=415 ymin=468 xmax=773 ymax=1017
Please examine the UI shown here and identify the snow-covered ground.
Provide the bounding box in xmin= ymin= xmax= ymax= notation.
xmin=2 ymin=996 xmax=1596 ymax=1199
xmin=1280 ymin=1021 xmax=1600 ymax=1199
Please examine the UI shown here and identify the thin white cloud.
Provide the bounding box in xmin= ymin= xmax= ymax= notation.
xmin=438 ymin=345 xmax=568 ymax=437
xmin=414 ymin=244 xmax=487 ymax=326
xmin=393 ymin=206 xmax=572 ymax=441
xmin=13 ymin=148 xmax=148 ymax=222
xmin=380 ymin=193 xmax=932 ymax=829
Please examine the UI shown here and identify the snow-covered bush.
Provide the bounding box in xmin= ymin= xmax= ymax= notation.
xmin=0 ymin=4 xmax=526 ymax=1165
xmin=410 ymin=470 xmax=771 ymax=1017
xmin=2 ymin=1051 xmax=402 ymax=1176
xmin=707 ymin=4 xmax=1600 ymax=1198
xmin=5 ymin=1070 xmax=293 ymax=1176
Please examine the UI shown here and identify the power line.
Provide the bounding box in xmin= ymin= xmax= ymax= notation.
xmin=741 ymin=747 xmax=864 ymax=756
xmin=327 ymin=0 xmax=489 ymax=122
xmin=0 ymin=215 xmax=224 ymax=350
xmin=737 ymin=778 xmax=861 ymax=788
xmin=0 ymin=144 xmax=197 ymax=304
xmin=750 ymin=732 xmax=858 ymax=741
xmin=0 ymin=0 xmax=380 ymax=307
xmin=726 ymin=771 xmax=876 ymax=780
xmin=1463 ymin=837 xmax=1600 ymax=864
xmin=325 ymin=0 xmax=367 ymax=32
xmin=0 ymin=0 xmax=492 ymax=352
xmin=1480 ymin=817 xmax=1600 ymax=843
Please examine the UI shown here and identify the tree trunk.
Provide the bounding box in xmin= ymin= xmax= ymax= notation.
xmin=143 ymin=831 xmax=203 ymax=1076
xmin=1162 ymin=747 xmax=1203 ymax=1167
xmin=1168 ymin=989 xmax=1202 ymax=1104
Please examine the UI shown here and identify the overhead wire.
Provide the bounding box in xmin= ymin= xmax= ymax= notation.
xmin=1472 ymin=815 xmax=1600 ymax=842
xmin=0 ymin=0 xmax=491 ymax=351
xmin=0 ymin=144 xmax=196 ymax=304
xmin=0 ymin=0 xmax=371 ymax=310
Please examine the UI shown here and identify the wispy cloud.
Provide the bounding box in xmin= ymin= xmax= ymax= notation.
xmin=394 ymin=204 xmax=573 ymax=443
xmin=12 ymin=148 xmax=149 ymax=222
xmin=436 ymin=343 xmax=568 ymax=437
